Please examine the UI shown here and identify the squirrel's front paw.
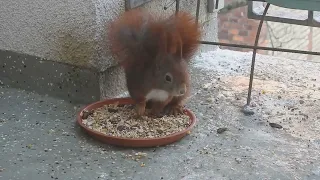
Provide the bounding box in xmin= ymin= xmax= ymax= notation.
xmin=149 ymin=107 xmax=165 ymax=118
xmin=167 ymin=105 xmax=185 ymax=116
xmin=133 ymin=101 xmax=146 ymax=118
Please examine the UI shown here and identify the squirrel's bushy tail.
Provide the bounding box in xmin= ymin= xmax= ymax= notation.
xmin=108 ymin=9 xmax=147 ymax=68
xmin=108 ymin=9 xmax=201 ymax=68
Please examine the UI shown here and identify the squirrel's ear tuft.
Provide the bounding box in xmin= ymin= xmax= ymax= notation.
xmin=167 ymin=31 xmax=183 ymax=60
xmin=168 ymin=12 xmax=202 ymax=61
xmin=155 ymin=30 xmax=184 ymax=62
xmin=157 ymin=29 xmax=183 ymax=61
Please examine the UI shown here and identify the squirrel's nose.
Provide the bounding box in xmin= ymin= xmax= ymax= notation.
xmin=179 ymin=89 xmax=185 ymax=95
xmin=179 ymin=84 xmax=187 ymax=95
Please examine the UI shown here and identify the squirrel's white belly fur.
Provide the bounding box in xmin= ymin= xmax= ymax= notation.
xmin=145 ymin=89 xmax=169 ymax=102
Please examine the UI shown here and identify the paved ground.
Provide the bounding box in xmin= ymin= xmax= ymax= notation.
xmin=1 ymin=49 xmax=320 ymax=180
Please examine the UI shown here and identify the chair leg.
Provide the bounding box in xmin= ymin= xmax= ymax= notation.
xmin=242 ymin=3 xmax=271 ymax=115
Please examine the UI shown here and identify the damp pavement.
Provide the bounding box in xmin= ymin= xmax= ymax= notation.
xmin=1 ymin=49 xmax=320 ymax=180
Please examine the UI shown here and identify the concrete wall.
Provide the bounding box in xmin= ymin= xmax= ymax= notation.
xmin=0 ymin=0 xmax=123 ymax=71
xmin=0 ymin=0 xmax=218 ymax=71
xmin=0 ymin=0 xmax=219 ymax=101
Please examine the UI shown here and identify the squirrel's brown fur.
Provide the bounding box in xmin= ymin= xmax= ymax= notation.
xmin=108 ymin=9 xmax=201 ymax=117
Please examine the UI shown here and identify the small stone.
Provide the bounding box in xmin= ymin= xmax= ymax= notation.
xmin=250 ymin=102 xmax=257 ymax=107
xmin=242 ymin=105 xmax=254 ymax=115
xmin=206 ymin=97 xmax=214 ymax=103
xmin=299 ymin=100 xmax=304 ymax=104
xmin=235 ymin=158 xmax=242 ymax=164
xmin=44 ymin=148 xmax=52 ymax=152
xmin=277 ymin=95 xmax=281 ymax=99
xmin=48 ymin=129 xmax=55 ymax=134
xmin=217 ymin=128 xmax=228 ymax=134
xmin=217 ymin=94 xmax=225 ymax=100
xmin=269 ymin=123 xmax=282 ymax=129
xmin=202 ymin=83 xmax=212 ymax=90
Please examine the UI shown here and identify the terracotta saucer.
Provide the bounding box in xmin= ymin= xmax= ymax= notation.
xmin=76 ymin=97 xmax=197 ymax=148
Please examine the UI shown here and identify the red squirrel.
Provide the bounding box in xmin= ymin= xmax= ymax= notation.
xmin=108 ymin=9 xmax=201 ymax=117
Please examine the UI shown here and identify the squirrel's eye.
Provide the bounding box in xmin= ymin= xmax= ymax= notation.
xmin=165 ymin=73 xmax=172 ymax=83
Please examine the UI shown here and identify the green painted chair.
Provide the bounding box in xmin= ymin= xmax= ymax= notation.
xmin=241 ymin=0 xmax=320 ymax=115
xmin=266 ymin=0 xmax=320 ymax=11
xmin=182 ymin=0 xmax=320 ymax=115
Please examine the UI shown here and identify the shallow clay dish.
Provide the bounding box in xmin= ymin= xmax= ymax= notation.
xmin=76 ymin=97 xmax=197 ymax=148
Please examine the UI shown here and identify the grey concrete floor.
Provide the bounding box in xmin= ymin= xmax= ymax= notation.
xmin=1 ymin=49 xmax=320 ymax=180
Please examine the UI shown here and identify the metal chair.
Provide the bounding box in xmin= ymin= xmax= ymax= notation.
xmin=175 ymin=0 xmax=320 ymax=115
xmin=267 ymin=0 xmax=320 ymax=12
xmin=242 ymin=0 xmax=320 ymax=115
